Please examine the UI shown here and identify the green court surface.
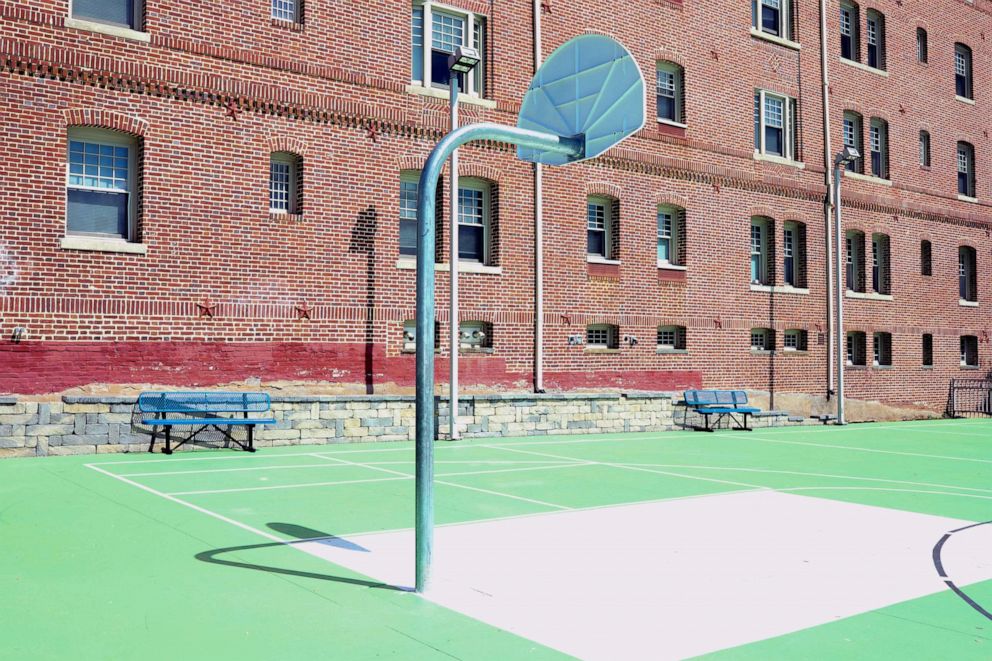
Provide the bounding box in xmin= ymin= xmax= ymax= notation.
xmin=1 ymin=419 xmax=990 ymax=660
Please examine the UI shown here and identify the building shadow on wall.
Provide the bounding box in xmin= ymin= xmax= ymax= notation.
xmin=349 ymin=206 xmax=378 ymax=394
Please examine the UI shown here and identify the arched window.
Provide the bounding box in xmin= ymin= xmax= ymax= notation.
xmin=587 ymin=196 xmax=619 ymax=261
xmin=842 ymin=111 xmax=864 ymax=173
xmin=869 ymin=118 xmax=888 ymax=179
xmin=957 ymin=142 xmax=976 ymax=198
xmin=750 ymin=328 xmax=775 ymax=352
xmin=66 ymin=127 xmax=141 ymax=241
xmin=839 ymin=1 xmax=860 ymax=62
xmin=657 ymin=205 xmax=686 ymax=266
xmin=959 ymin=246 xmax=977 ymax=302
xmin=657 ymin=325 xmax=687 ymax=352
xmin=920 ymin=240 xmax=932 ymax=276
xmin=919 ymin=130 xmax=930 ymax=167
xmin=866 ymin=9 xmax=886 ymax=70
xmin=916 ymin=28 xmax=928 ymax=63
xmin=655 ymin=62 xmax=685 ymax=125
xmin=955 ymin=43 xmax=973 ymax=100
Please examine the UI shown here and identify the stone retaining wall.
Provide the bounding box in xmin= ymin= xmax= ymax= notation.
xmin=0 ymin=392 xmax=803 ymax=458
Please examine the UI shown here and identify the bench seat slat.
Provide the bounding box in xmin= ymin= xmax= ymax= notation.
xmin=142 ymin=417 xmax=276 ymax=426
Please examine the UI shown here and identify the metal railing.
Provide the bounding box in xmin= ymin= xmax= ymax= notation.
xmin=948 ymin=378 xmax=992 ymax=417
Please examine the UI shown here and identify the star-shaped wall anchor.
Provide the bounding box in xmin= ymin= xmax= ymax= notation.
xmin=366 ymin=125 xmax=380 ymax=143
xmin=225 ymin=99 xmax=240 ymax=121
xmin=713 ymin=317 xmax=723 ymax=329
xmin=196 ymin=298 xmax=217 ymax=318
xmin=295 ymin=302 xmax=313 ymax=320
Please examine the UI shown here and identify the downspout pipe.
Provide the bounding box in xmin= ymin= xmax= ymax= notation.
xmin=819 ymin=0 xmax=836 ymax=402
xmin=533 ymin=0 xmax=546 ymax=393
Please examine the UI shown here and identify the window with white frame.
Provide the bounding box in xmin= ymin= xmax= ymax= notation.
xmin=399 ymin=173 xmax=419 ymax=256
xmin=587 ymin=197 xmax=612 ymax=259
xmin=587 ymin=324 xmax=619 ymax=350
xmin=750 ymin=217 xmax=770 ymax=285
xmin=869 ymin=118 xmax=888 ymax=179
xmin=752 ymin=0 xmax=793 ymax=41
xmin=873 ymin=332 xmax=892 ymax=366
xmin=959 ymin=245 xmax=977 ymax=302
xmin=958 ymin=142 xmax=976 ymax=198
xmin=657 ymin=325 xmax=687 ymax=352
xmin=955 ymin=44 xmax=973 ymax=100
xmin=866 ymin=10 xmax=885 ymax=70
xmin=782 ymin=221 xmax=804 ymax=288
xmin=846 ymin=230 xmax=864 ymax=292
xmin=72 ymin=0 xmax=142 ymax=30
xmin=784 ymin=329 xmax=807 ymax=351
xmin=961 ymin=335 xmax=978 ymax=367
xmin=412 ymin=2 xmax=485 ymax=96
xmin=459 ymin=321 xmax=492 ymax=350
xmin=919 ymin=131 xmax=931 ymax=167
xmin=916 ymin=28 xmax=928 ymax=63
xmin=271 ymin=0 xmax=300 ymax=23
xmin=269 ymin=152 xmax=302 ymax=214
xmin=839 ymin=2 xmax=860 ymax=61
xmin=754 ymin=90 xmax=797 ymax=160
xmin=656 ymin=62 xmax=684 ymax=124
xmin=458 ymin=179 xmax=489 ymax=263
xmin=922 ymin=333 xmax=933 ymax=367
xmin=66 ymin=127 xmax=138 ymax=240
xmin=871 ymin=233 xmax=889 ymax=295
xmin=657 ymin=205 xmax=684 ymax=266
xmin=842 ymin=111 xmax=864 ymax=173
xmin=847 ymin=331 xmax=867 ymax=366
xmin=751 ymin=328 xmax=774 ymax=352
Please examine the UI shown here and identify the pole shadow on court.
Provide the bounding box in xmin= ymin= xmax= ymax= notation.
xmin=194 ymin=522 xmax=402 ymax=592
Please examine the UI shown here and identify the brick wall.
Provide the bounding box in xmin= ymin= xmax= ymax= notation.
xmin=0 ymin=0 xmax=990 ymax=413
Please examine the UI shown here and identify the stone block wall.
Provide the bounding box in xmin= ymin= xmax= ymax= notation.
xmin=0 ymin=391 xmax=825 ymax=458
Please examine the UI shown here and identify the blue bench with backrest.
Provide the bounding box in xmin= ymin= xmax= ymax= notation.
xmin=681 ymin=390 xmax=761 ymax=432
xmin=138 ymin=391 xmax=275 ymax=454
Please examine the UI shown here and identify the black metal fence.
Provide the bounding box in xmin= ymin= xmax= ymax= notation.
xmin=948 ymin=378 xmax=992 ymax=417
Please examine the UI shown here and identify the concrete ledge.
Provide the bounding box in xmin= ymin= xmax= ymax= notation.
xmin=0 ymin=397 xmax=17 ymax=406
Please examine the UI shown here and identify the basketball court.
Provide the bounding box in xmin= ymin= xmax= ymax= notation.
xmin=2 ymin=419 xmax=990 ymax=659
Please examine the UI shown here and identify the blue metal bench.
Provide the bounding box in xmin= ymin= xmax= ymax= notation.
xmin=681 ymin=390 xmax=761 ymax=432
xmin=138 ymin=391 xmax=276 ymax=454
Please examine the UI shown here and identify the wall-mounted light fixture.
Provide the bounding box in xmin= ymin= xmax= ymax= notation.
xmin=567 ymin=334 xmax=584 ymax=346
xmin=623 ymin=335 xmax=639 ymax=346
xmin=11 ymin=327 xmax=27 ymax=343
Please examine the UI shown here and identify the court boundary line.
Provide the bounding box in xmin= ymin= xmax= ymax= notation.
xmin=742 ymin=434 xmax=992 ymax=465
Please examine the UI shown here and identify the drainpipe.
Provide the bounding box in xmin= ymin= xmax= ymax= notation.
xmin=819 ymin=0 xmax=836 ymax=402
xmin=533 ymin=0 xmax=546 ymax=393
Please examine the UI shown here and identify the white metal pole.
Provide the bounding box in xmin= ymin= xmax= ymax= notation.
xmin=819 ymin=0 xmax=835 ymax=402
xmin=834 ymin=161 xmax=846 ymax=425
xmin=449 ymin=75 xmax=460 ymax=440
xmin=533 ymin=0 xmax=545 ymax=393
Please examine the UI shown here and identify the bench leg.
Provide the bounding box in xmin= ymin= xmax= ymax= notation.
xmin=164 ymin=426 xmax=173 ymax=455
xmin=247 ymin=425 xmax=256 ymax=452
xmin=148 ymin=426 xmax=158 ymax=453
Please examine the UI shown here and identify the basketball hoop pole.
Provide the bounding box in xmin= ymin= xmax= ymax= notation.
xmin=415 ymin=124 xmax=582 ymax=594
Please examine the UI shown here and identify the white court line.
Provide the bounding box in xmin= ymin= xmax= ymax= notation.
xmin=313 ymin=453 xmax=573 ymax=511
xmin=491 ymin=445 xmax=767 ymax=490
xmin=168 ymin=475 xmax=411 ymax=497
xmin=121 ymin=459 xmax=572 ymax=478
xmin=87 ymin=418 xmax=991 ymax=468
xmin=778 ymin=486 xmax=992 ymax=501
xmin=743 ymin=434 xmax=992 ymax=465
xmin=611 ymin=463 xmax=992 ymax=495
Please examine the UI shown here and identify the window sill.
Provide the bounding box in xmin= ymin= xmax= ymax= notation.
xmin=585 ymin=348 xmax=620 ymax=354
xmin=846 ymin=291 xmax=893 ymax=301
xmin=657 ymin=118 xmax=687 ymax=129
xmin=960 ymin=365 xmax=980 ymax=370
xmin=405 ymin=85 xmax=497 ymax=109
xmin=395 ymin=258 xmax=502 ymax=275
xmin=872 ymin=365 xmax=894 ymax=370
xmin=753 ymin=152 xmax=805 ymax=169
xmin=750 ymin=349 xmax=774 ymax=356
xmin=60 ymin=236 xmax=147 ymax=255
xmin=657 ymin=348 xmax=688 ymax=355
xmin=782 ymin=349 xmax=809 ymax=355
xmin=271 ymin=18 xmax=305 ymax=32
xmin=922 ymin=365 xmax=934 ymax=370
xmin=957 ymin=195 xmax=979 ymax=204
xmin=838 ymin=58 xmax=889 ymax=77
xmin=750 ymin=284 xmax=810 ymax=295
xmin=846 ymin=364 xmax=869 ymax=370
xmin=843 ymin=171 xmax=892 ymax=186
xmin=64 ymin=17 xmax=150 ymax=42
xmin=269 ymin=211 xmax=304 ymax=221
xmin=955 ymin=95 xmax=976 ymax=106
xmin=657 ymin=262 xmax=686 ymax=271
xmin=749 ymin=28 xmax=801 ymax=51
xmin=460 ymin=347 xmax=494 ymax=355
xmin=587 ymin=256 xmax=620 ymax=265
xmin=959 ymin=300 xmax=979 ymax=308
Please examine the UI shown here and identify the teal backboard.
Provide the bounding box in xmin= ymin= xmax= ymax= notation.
xmin=517 ymin=34 xmax=645 ymax=166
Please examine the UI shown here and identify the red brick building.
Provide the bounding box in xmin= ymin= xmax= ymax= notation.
xmin=0 ymin=0 xmax=989 ymax=414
